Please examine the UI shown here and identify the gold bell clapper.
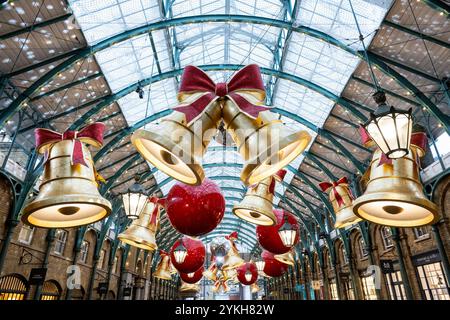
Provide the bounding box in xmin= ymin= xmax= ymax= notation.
xmin=153 ymin=250 xmax=173 ymax=280
xmin=118 ymin=197 xmax=162 ymax=251
xmin=274 ymin=248 xmax=295 ymax=266
xmin=222 ymin=232 xmax=245 ymax=271
xmin=353 ymin=126 xmax=438 ymax=227
xmin=222 ymin=101 xmax=311 ymax=186
xmin=233 ymin=169 xmax=286 ymax=226
xmin=319 ymin=177 xmax=362 ymax=229
xmin=21 ymin=123 xmax=111 ymax=228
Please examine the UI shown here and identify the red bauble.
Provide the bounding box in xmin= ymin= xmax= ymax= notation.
xmin=179 ymin=266 xmax=204 ymax=284
xmin=262 ymin=250 xmax=288 ymax=277
xmin=170 ymin=237 xmax=206 ymax=273
xmin=237 ymin=262 xmax=258 ymax=285
xmin=256 ymin=209 xmax=299 ymax=254
xmin=166 ymin=178 xmax=225 ymax=236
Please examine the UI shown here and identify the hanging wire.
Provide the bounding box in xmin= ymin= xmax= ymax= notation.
xmin=348 ymin=0 xmax=381 ymax=92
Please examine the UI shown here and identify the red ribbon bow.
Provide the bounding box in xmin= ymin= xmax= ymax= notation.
xmin=225 ymin=231 xmax=239 ymax=241
xmin=148 ymin=196 xmax=161 ymax=226
xmin=319 ymin=177 xmax=351 ymax=208
xmin=35 ymin=122 xmax=105 ymax=167
xmin=377 ymin=132 xmax=428 ymax=167
xmin=173 ymin=64 xmax=269 ymax=125
xmin=159 ymin=250 xmax=168 ymax=256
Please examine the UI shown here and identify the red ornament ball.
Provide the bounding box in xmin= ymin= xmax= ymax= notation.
xmin=170 ymin=236 xmax=206 ymax=273
xmin=237 ymin=262 xmax=258 ymax=285
xmin=256 ymin=209 xmax=299 ymax=254
xmin=179 ymin=266 xmax=204 ymax=284
xmin=262 ymin=250 xmax=288 ymax=277
xmin=166 ymin=178 xmax=225 ymax=236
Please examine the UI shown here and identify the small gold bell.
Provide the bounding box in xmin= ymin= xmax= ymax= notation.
xmin=274 ymin=249 xmax=295 ymax=266
xmin=118 ymin=198 xmax=160 ymax=251
xmin=153 ymin=252 xmax=172 ymax=280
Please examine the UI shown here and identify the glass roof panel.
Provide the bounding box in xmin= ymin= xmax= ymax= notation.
xmin=94 ymin=30 xmax=171 ymax=93
xmin=284 ymin=33 xmax=360 ymax=95
xmin=274 ymin=79 xmax=335 ymax=127
xmin=118 ymin=78 xmax=178 ymax=126
xmin=68 ymin=0 xmax=161 ymax=44
xmin=296 ymin=0 xmax=392 ymax=50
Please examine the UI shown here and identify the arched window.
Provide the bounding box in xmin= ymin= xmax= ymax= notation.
xmin=40 ymin=280 xmax=61 ymax=300
xmin=0 ymin=274 xmax=29 ymax=300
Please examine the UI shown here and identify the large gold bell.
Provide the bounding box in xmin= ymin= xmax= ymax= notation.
xmin=153 ymin=253 xmax=172 ymax=280
xmin=353 ymin=147 xmax=438 ymax=227
xmin=222 ymin=101 xmax=311 ymax=185
xmin=22 ymin=140 xmax=111 ymax=228
xmin=180 ymin=280 xmax=200 ymax=293
xmin=118 ymin=199 xmax=160 ymax=251
xmin=233 ymin=170 xmax=285 ymax=225
xmin=131 ymin=105 xmax=222 ymax=185
xmin=274 ymin=249 xmax=295 ymax=266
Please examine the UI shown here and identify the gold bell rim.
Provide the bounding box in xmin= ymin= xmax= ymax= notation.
xmin=353 ymin=192 xmax=439 ymax=227
xmin=274 ymin=252 xmax=295 ymax=266
xmin=21 ymin=195 xmax=111 ymax=228
xmin=131 ymin=129 xmax=205 ymax=186
xmin=118 ymin=233 xmax=158 ymax=251
xmin=232 ymin=206 xmax=276 ymax=226
xmin=240 ymin=130 xmax=311 ymax=185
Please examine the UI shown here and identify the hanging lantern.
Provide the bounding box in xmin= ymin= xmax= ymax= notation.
xmin=118 ymin=197 xmax=161 ymax=251
xmin=319 ymin=177 xmax=362 ymax=229
xmin=173 ymin=240 xmax=188 ymax=264
xmin=256 ymin=209 xmax=299 ymax=254
xmin=179 ymin=266 xmax=204 ymax=284
xmin=153 ymin=250 xmax=172 ymax=280
xmin=237 ymin=262 xmax=258 ymax=285
xmin=233 ymin=170 xmax=286 ymax=226
xmin=262 ymin=250 xmax=288 ymax=278
xmin=165 ymin=178 xmax=225 ymax=236
xmin=170 ymin=236 xmax=206 ymax=273
xmin=278 ymin=214 xmax=297 ymax=247
xmin=353 ymin=124 xmax=438 ymax=227
xmin=363 ymin=91 xmax=413 ymax=159
xmin=255 ymin=260 xmax=265 ymax=273
xmin=22 ymin=123 xmax=112 ymax=228
xmin=121 ymin=175 xmax=148 ymax=220
xmin=222 ymin=232 xmax=245 ymax=270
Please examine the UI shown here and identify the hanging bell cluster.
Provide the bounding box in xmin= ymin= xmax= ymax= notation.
xmin=222 ymin=232 xmax=245 ymax=271
xmin=153 ymin=251 xmax=172 ymax=280
xmin=118 ymin=197 xmax=162 ymax=251
xmin=22 ymin=123 xmax=111 ymax=228
xmin=131 ymin=65 xmax=311 ymax=187
xmin=233 ymin=170 xmax=286 ymax=226
xmin=319 ymin=177 xmax=362 ymax=229
xmin=353 ymin=125 xmax=438 ymax=227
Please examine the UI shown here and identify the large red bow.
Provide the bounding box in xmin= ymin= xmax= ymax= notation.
xmin=319 ymin=177 xmax=351 ymax=208
xmin=226 ymin=231 xmax=239 ymax=241
xmin=173 ymin=64 xmax=268 ymax=125
xmin=35 ymin=122 xmax=105 ymax=167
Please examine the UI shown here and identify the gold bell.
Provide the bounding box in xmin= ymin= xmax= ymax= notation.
xmin=222 ymin=233 xmax=245 ymax=271
xmin=131 ymin=105 xmax=222 ymax=185
xmin=22 ymin=139 xmax=111 ymax=228
xmin=203 ymin=263 xmax=218 ymax=281
xmin=320 ymin=177 xmax=362 ymax=229
xmin=251 ymin=282 xmax=260 ymax=294
xmin=233 ymin=170 xmax=286 ymax=225
xmin=118 ymin=198 xmax=160 ymax=251
xmin=153 ymin=252 xmax=172 ymax=280
xmin=180 ymin=280 xmax=200 ymax=293
xmin=222 ymin=101 xmax=311 ymax=185
xmin=274 ymin=249 xmax=295 ymax=266
xmin=353 ymin=129 xmax=438 ymax=227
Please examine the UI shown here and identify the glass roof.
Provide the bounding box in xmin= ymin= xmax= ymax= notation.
xmin=68 ymin=0 xmax=392 ymax=249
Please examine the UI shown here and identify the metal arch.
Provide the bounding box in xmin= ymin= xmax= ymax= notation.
xmin=1 ymin=15 xmax=447 ymax=131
